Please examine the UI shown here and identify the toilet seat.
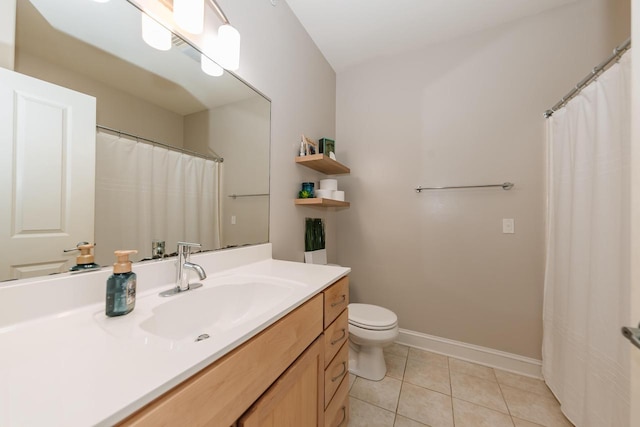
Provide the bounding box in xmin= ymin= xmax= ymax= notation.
xmin=349 ymin=303 xmax=397 ymax=331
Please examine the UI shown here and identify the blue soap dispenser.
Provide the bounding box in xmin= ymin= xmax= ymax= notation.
xmin=105 ymin=250 xmax=138 ymax=317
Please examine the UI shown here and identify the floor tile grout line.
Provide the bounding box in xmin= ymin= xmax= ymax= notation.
xmin=401 ymin=378 xmax=450 ymax=396
xmin=448 ymin=356 xmax=456 ymax=427
xmin=349 ymin=378 xmax=402 ymax=415
xmin=349 ymin=395 xmax=397 ymax=420
xmin=493 ymin=377 xmax=518 ymax=427
xmin=450 ymin=395 xmax=512 ymax=416
xmin=399 ymin=378 xmax=453 ymax=399
xmin=392 ymin=351 xmax=409 ymax=413
xmin=394 ymin=410 xmax=433 ymax=427
xmin=448 ymin=356 xmax=500 ymax=384
xmin=496 ymin=379 xmax=515 ymax=417
xmin=499 ymin=381 xmax=562 ymax=401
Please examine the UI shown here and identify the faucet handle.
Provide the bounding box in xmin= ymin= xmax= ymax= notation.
xmin=177 ymin=241 xmax=201 ymax=256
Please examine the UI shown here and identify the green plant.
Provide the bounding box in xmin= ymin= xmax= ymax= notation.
xmin=305 ymin=218 xmax=325 ymax=251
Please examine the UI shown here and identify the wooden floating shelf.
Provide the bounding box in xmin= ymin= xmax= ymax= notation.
xmin=295 ymin=154 xmax=350 ymax=175
xmin=294 ymin=198 xmax=350 ymax=207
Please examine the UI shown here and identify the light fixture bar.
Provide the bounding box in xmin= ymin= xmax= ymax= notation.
xmin=208 ymin=0 xmax=229 ymax=24
xmin=174 ymin=0 xmax=204 ymax=34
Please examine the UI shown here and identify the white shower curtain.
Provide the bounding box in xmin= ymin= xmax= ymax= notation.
xmin=543 ymin=53 xmax=630 ymax=426
xmin=94 ymin=132 xmax=220 ymax=264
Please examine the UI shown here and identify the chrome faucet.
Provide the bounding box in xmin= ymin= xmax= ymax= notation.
xmin=159 ymin=242 xmax=207 ymax=297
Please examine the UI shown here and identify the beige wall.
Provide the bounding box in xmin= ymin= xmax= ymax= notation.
xmin=210 ymin=97 xmax=270 ymax=247
xmin=185 ymin=97 xmax=271 ymax=247
xmin=15 ymin=52 xmax=185 ymax=147
xmin=217 ymin=0 xmax=337 ymax=263
xmin=0 ymin=0 xmax=16 ymax=70
xmin=335 ymin=0 xmax=629 ymax=359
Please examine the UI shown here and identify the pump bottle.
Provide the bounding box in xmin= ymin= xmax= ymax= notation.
xmin=69 ymin=243 xmax=100 ymax=272
xmin=105 ymin=250 xmax=138 ymax=317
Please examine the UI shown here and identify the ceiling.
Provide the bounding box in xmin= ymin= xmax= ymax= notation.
xmin=285 ymin=0 xmax=577 ymax=72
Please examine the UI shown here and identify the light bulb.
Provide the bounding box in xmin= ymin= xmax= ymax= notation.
xmin=141 ymin=14 xmax=171 ymax=51
xmin=174 ymin=0 xmax=204 ymax=34
xmin=92 ymin=0 xmax=111 ymax=3
xmin=201 ymin=54 xmax=223 ymax=77
xmin=216 ymin=24 xmax=240 ymax=71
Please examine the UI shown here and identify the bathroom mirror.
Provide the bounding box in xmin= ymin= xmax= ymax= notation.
xmin=2 ymin=0 xmax=270 ymax=281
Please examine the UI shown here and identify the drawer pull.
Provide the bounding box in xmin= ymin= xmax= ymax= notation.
xmin=330 ymin=328 xmax=347 ymax=345
xmin=331 ymin=361 xmax=347 ymax=382
xmin=331 ymin=294 xmax=346 ymax=307
xmin=336 ymin=406 xmax=347 ymax=427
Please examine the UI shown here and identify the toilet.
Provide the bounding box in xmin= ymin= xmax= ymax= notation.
xmin=348 ymin=303 xmax=399 ymax=381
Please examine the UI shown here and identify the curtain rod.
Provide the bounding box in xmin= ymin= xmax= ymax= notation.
xmin=96 ymin=125 xmax=224 ymax=163
xmin=544 ymin=38 xmax=630 ymax=118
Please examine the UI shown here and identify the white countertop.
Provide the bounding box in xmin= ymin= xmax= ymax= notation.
xmin=0 ymin=244 xmax=349 ymax=426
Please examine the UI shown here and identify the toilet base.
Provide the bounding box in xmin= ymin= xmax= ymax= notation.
xmin=349 ymin=341 xmax=387 ymax=381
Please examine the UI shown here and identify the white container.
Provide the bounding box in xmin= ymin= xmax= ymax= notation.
xmin=304 ymin=249 xmax=327 ymax=265
xmin=319 ymin=179 xmax=338 ymax=191
xmin=332 ymin=190 xmax=345 ymax=201
xmin=315 ymin=189 xmax=333 ymax=199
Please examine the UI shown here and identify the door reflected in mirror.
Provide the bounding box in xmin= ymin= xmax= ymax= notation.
xmin=1 ymin=0 xmax=270 ymax=282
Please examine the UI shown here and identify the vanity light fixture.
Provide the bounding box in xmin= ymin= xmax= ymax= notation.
xmin=141 ymin=13 xmax=172 ymax=51
xmin=201 ymin=54 xmax=223 ymax=76
xmin=174 ymin=0 xmax=205 ymax=34
xmin=216 ymin=24 xmax=240 ymax=71
xmin=201 ymin=34 xmax=223 ymax=76
xmin=140 ymin=0 xmax=240 ymax=71
xmin=205 ymin=0 xmax=241 ymax=71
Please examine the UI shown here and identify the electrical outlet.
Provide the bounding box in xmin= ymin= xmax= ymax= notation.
xmin=231 ymin=215 xmax=236 ymax=225
xmin=503 ymin=218 xmax=514 ymax=234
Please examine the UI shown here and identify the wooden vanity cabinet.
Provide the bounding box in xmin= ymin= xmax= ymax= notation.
xmin=118 ymin=275 xmax=350 ymax=427
xmin=118 ymin=294 xmax=323 ymax=427
xmin=238 ymin=337 xmax=324 ymax=427
xmin=240 ymin=275 xmax=351 ymax=427
xmin=322 ymin=276 xmax=350 ymax=426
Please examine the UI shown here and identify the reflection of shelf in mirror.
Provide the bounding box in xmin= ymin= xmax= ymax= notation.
xmin=294 ymin=198 xmax=350 ymax=207
xmin=295 ymin=154 xmax=350 ymax=175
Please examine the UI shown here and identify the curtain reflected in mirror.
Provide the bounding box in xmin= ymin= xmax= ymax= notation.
xmin=95 ymin=132 xmax=221 ymax=266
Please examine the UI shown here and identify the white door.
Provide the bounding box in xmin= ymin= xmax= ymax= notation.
xmin=0 ymin=68 xmax=96 ymax=281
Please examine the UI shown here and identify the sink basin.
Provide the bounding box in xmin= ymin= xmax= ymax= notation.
xmin=139 ymin=279 xmax=296 ymax=341
xmin=94 ymin=273 xmax=312 ymax=351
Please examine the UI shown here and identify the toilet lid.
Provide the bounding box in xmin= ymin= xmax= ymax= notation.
xmin=349 ymin=303 xmax=397 ymax=330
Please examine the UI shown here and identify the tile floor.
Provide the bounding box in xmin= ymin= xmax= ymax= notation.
xmin=347 ymin=344 xmax=573 ymax=427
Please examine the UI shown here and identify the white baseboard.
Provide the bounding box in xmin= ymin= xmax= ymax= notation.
xmin=396 ymin=328 xmax=542 ymax=379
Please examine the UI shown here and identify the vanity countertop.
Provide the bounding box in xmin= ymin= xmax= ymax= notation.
xmin=0 ymin=244 xmax=349 ymax=426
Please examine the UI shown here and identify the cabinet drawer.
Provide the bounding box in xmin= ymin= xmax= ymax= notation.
xmin=119 ymin=294 xmax=324 ymax=427
xmin=324 ymin=341 xmax=348 ymax=408
xmin=324 ymin=276 xmax=349 ymax=328
xmin=324 ymin=375 xmax=349 ymax=427
xmin=324 ymin=309 xmax=348 ymax=367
